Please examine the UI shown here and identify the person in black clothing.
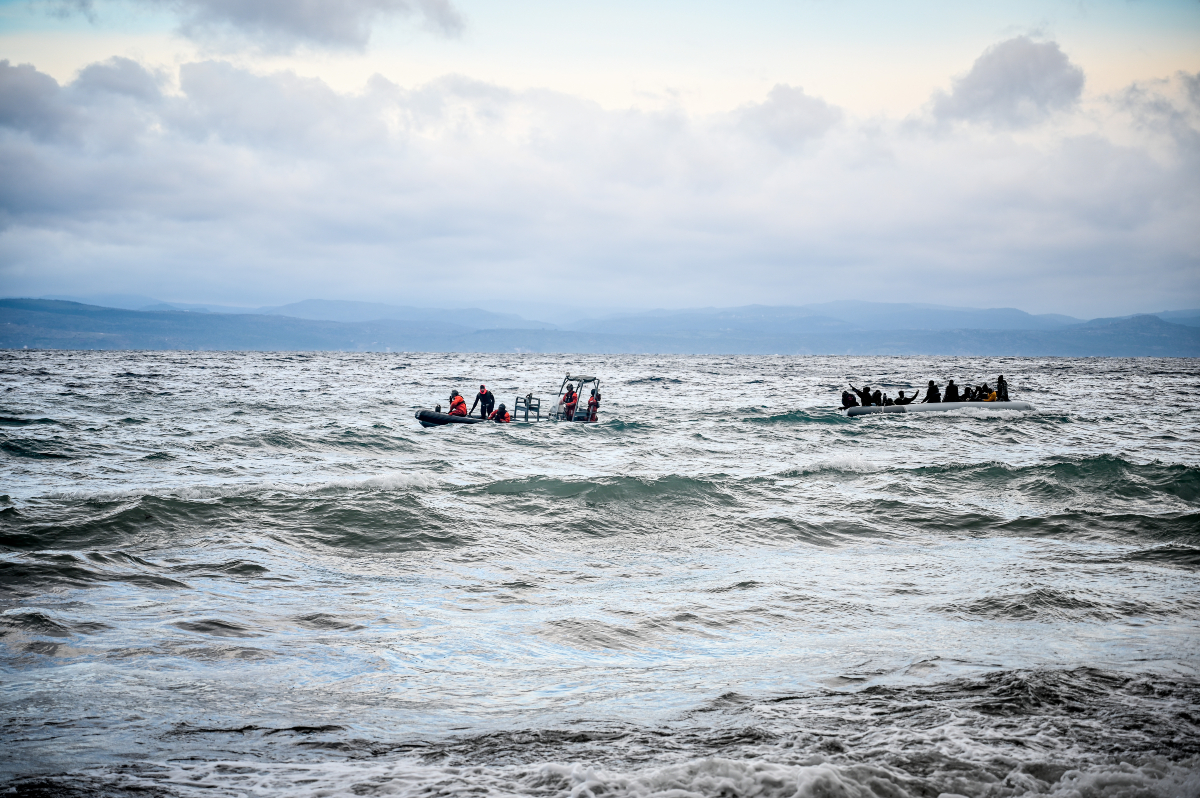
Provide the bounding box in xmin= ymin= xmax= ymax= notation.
xmin=920 ymin=380 xmax=941 ymax=403
xmin=943 ymin=380 xmax=960 ymax=403
xmin=961 ymin=385 xmax=975 ymax=402
xmin=895 ymin=389 xmax=918 ymax=405
xmin=996 ymin=375 xmax=1009 ymax=402
xmin=841 ymin=390 xmax=859 ymax=409
xmin=470 ymin=384 xmax=495 ymax=418
xmin=849 ymin=384 xmax=874 ymax=406
xmin=882 ymin=393 xmax=895 ymax=406
xmin=871 ymin=389 xmax=883 ymax=407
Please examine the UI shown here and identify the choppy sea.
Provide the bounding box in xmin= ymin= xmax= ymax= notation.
xmin=1 ymin=351 xmax=1198 ymax=797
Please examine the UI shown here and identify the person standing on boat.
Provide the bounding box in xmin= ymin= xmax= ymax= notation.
xmin=587 ymin=389 xmax=600 ymax=422
xmin=562 ymin=383 xmax=579 ymax=420
xmin=920 ymin=381 xmax=941 ymax=403
xmin=448 ymin=390 xmax=468 ymax=416
xmin=996 ymin=375 xmax=1009 ymax=402
xmin=470 ymin=384 xmax=495 ymax=418
xmin=848 ymin=384 xmax=874 ymax=406
xmin=943 ymin=380 xmax=960 ymax=403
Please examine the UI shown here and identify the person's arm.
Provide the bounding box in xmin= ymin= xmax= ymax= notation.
xmin=469 ymin=395 xmax=480 ymax=415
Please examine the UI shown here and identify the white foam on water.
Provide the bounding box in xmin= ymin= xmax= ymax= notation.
xmin=40 ymin=471 xmax=442 ymax=503
xmin=84 ymin=755 xmax=1200 ymax=798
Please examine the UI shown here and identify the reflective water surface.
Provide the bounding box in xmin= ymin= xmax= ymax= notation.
xmin=1 ymin=352 xmax=1198 ymax=796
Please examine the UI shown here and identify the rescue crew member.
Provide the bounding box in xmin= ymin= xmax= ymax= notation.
xmin=470 ymin=384 xmax=495 ymax=418
xmin=562 ymin=383 xmax=578 ymax=420
xmin=920 ymin=380 xmax=941 ymax=403
xmin=489 ymin=403 xmax=511 ymax=423
xmin=587 ymin=389 xmax=600 ymax=422
xmin=448 ymin=390 xmax=468 ymax=416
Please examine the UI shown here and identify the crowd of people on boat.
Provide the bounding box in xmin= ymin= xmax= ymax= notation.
xmin=841 ymin=375 xmax=1009 ymax=409
xmin=435 ymin=382 xmax=601 ymax=422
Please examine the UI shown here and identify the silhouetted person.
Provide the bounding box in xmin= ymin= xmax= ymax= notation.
xmin=841 ymin=391 xmax=859 ymax=409
xmin=895 ymin=390 xmax=918 ymax=405
xmin=996 ymin=375 xmax=1009 ymax=402
xmin=920 ymin=381 xmax=941 ymax=403
xmin=871 ymin=389 xmax=883 ymax=407
xmin=883 ymin=393 xmax=894 ymax=406
xmin=849 ymin=384 xmax=873 ymax=406
xmin=943 ymin=380 xmax=960 ymax=403
xmin=962 ymin=385 xmax=976 ymax=402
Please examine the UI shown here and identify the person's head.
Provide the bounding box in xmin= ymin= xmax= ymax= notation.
xmin=863 ymin=385 xmax=870 ymax=392
xmin=899 ymin=390 xmax=906 ymax=397
xmin=928 ymin=380 xmax=936 ymax=387
xmin=451 ymin=389 xmax=460 ymax=398
xmin=566 ymin=383 xmax=574 ymax=392
xmin=948 ymin=379 xmax=955 ymax=385
xmin=999 ymin=374 xmax=1004 ymax=379
xmin=591 ymin=389 xmax=596 ymax=396
xmin=479 ymin=384 xmax=486 ymax=392
xmin=498 ymin=403 xmax=506 ymax=412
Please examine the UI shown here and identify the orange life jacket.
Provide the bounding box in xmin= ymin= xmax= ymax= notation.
xmin=563 ymin=391 xmax=578 ymax=409
xmin=449 ymin=395 xmax=467 ymax=416
xmin=985 ymin=391 xmax=998 ymax=402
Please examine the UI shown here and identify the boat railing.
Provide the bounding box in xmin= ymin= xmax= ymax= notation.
xmin=514 ymin=393 xmax=541 ymax=421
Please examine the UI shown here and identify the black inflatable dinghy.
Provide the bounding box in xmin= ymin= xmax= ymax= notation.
xmin=415 ymin=410 xmax=486 ymax=428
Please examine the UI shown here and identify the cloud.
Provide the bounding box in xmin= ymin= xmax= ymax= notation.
xmin=42 ymin=0 xmax=465 ymax=51
xmin=735 ymin=85 xmax=842 ymax=150
xmin=0 ymin=46 xmax=1196 ymax=316
xmin=0 ymin=60 xmax=74 ymax=139
xmin=932 ymin=36 xmax=1084 ymax=128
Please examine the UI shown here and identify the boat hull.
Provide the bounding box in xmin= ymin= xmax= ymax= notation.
xmin=415 ymin=410 xmax=487 ymax=427
xmin=846 ymin=401 xmax=1034 ymax=417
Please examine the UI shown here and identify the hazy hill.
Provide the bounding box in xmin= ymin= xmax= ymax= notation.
xmin=3 ymin=299 xmax=1198 ymax=356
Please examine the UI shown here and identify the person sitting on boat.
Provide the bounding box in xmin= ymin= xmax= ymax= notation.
xmin=587 ymin=389 xmax=600 ymax=422
xmin=895 ymin=389 xmax=918 ymax=405
xmin=562 ymin=383 xmax=579 ymax=420
xmin=882 ymin=393 xmax=895 ymax=406
xmin=470 ymin=384 xmax=495 ymax=418
xmin=996 ymin=375 xmax=1009 ymax=402
xmin=980 ymin=382 xmax=997 ymax=402
xmin=871 ymin=389 xmax=883 ymax=407
xmin=841 ymin=390 xmax=859 ymax=409
xmin=920 ymin=380 xmax=941 ymax=403
xmin=489 ymin=403 xmax=511 ymax=423
xmin=848 ymin=384 xmax=874 ymax=406
xmin=943 ymin=380 xmax=960 ymax=403
xmin=448 ymin=390 xmax=468 ymax=416
xmin=961 ymin=385 xmax=976 ymax=402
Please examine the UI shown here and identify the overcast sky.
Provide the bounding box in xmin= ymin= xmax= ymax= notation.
xmin=1 ymin=0 xmax=1198 ymax=317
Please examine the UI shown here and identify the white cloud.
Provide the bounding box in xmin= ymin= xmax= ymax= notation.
xmin=0 ymin=39 xmax=1197 ymax=316
xmin=931 ymin=36 xmax=1085 ymax=128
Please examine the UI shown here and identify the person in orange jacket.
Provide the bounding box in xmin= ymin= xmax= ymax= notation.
xmin=448 ymin=390 xmax=468 ymax=416
xmin=562 ymin=384 xmax=578 ymax=420
xmin=586 ymin=388 xmax=600 ymax=422
xmin=489 ymin=404 xmax=511 ymax=423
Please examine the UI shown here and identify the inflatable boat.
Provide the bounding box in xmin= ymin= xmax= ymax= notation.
xmin=415 ymin=409 xmax=487 ymax=428
xmin=846 ymin=401 xmax=1034 ymax=417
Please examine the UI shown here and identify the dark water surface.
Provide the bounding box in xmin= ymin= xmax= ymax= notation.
xmin=2 ymin=351 xmax=1198 ymax=797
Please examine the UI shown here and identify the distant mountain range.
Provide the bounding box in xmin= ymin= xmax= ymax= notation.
xmin=4 ymin=297 xmax=1199 ymax=356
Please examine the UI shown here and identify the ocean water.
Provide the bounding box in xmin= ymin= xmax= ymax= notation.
xmin=1 ymin=351 xmax=1198 ymax=798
